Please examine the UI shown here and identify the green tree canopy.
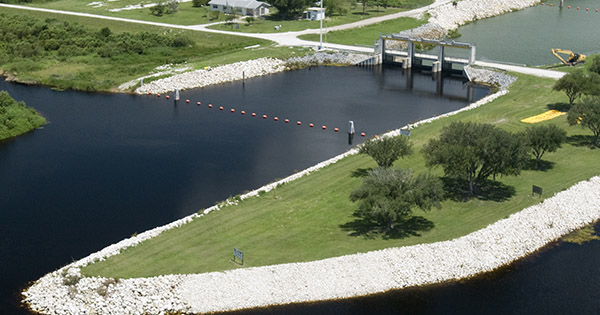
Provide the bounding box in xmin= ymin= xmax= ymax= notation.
xmin=422 ymin=121 xmax=528 ymax=196
xmin=568 ymin=96 xmax=600 ymax=147
xmin=349 ymin=168 xmax=444 ymax=233
xmin=358 ymin=135 xmax=413 ymax=168
xmin=267 ymin=0 xmax=313 ymax=19
xmin=521 ymin=124 xmax=567 ymax=169
xmin=552 ymin=69 xmax=591 ymax=105
xmin=589 ymin=55 xmax=600 ymax=76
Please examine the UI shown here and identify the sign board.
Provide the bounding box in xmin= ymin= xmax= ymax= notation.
xmin=400 ymin=128 xmax=411 ymax=137
xmin=233 ymin=248 xmax=244 ymax=265
xmin=532 ymin=185 xmax=543 ymax=197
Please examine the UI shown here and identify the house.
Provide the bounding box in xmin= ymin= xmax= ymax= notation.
xmin=304 ymin=7 xmax=325 ymax=20
xmin=208 ymin=0 xmax=270 ymax=17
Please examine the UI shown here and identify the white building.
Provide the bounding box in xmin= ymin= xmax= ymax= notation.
xmin=304 ymin=7 xmax=325 ymax=20
xmin=208 ymin=0 xmax=270 ymax=17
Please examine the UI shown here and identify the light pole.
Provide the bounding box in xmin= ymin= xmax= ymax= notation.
xmin=319 ymin=0 xmax=323 ymax=50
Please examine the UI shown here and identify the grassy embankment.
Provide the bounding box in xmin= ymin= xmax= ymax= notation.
xmin=0 ymin=91 xmax=46 ymax=141
xmin=82 ymin=73 xmax=600 ymax=279
xmin=298 ymin=16 xmax=427 ymax=46
xmin=0 ymin=8 xmax=308 ymax=92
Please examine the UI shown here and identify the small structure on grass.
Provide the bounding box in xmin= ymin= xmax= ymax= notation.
xmin=208 ymin=0 xmax=270 ymax=17
xmin=304 ymin=7 xmax=325 ymax=20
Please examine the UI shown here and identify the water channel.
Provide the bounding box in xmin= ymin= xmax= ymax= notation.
xmin=0 ymin=66 xmax=490 ymax=314
xmin=455 ymin=0 xmax=600 ymax=66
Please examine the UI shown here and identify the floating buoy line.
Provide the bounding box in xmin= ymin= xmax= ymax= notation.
xmin=152 ymin=93 xmax=372 ymax=138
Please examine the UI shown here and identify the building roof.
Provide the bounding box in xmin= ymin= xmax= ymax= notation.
xmin=208 ymin=0 xmax=269 ymax=9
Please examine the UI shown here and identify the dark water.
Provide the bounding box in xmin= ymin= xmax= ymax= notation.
xmin=456 ymin=0 xmax=600 ymax=66
xmin=0 ymin=66 xmax=489 ymax=314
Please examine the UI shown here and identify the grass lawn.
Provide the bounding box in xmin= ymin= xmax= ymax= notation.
xmin=208 ymin=6 xmax=406 ymax=33
xmin=26 ymin=1 xmax=226 ymax=25
xmin=0 ymin=8 xmax=310 ymax=92
xmin=82 ymin=73 xmax=600 ymax=279
xmin=297 ymin=17 xmax=426 ymax=46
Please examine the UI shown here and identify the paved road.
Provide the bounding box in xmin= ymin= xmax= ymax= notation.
xmin=0 ymin=2 xmax=566 ymax=79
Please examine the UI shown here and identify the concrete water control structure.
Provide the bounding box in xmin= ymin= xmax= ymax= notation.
xmin=377 ymin=35 xmax=476 ymax=73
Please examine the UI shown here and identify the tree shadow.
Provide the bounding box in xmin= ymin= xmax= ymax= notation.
xmin=567 ymin=135 xmax=598 ymax=148
xmin=441 ymin=177 xmax=516 ymax=202
xmin=547 ymin=102 xmax=571 ymax=112
xmin=340 ymin=215 xmax=434 ymax=239
xmin=351 ymin=167 xmax=373 ymax=178
xmin=522 ymin=158 xmax=556 ymax=171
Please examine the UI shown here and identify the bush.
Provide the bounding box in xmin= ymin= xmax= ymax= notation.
xmin=192 ymin=0 xmax=209 ymax=7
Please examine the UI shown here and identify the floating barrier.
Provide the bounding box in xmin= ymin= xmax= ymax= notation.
xmin=274 ymin=117 xmax=279 ymax=121
xmin=148 ymin=92 xmax=152 ymax=95
xmin=361 ymin=132 xmax=366 ymax=137
xmin=252 ymin=113 xmax=256 ymax=117
xmin=309 ymin=123 xmax=314 ymax=128
xmin=520 ymin=109 xmax=566 ymax=123
xmin=285 ymin=119 xmax=289 ymax=123
xmin=241 ymin=111 xmax=246 ymax=115
xmin=197 ymin=102 xmax=201 ymax=106
xmin=297 ymin=121 xmax=301 ymax=125
xmin=334 ymin=128 xmax=339 ymax=132
xmin=186 ymin=99 xmax=190 ymax=103
xmin=208 ymin=104 xmax=213 ymax=108
xmin=262 ymin=115 xmax=267 ymax=119
xmin=166 ymin=95 xmax=170 ymax=99
xmin=219 ymin=106 xmax=224 ymax=110
xmin=157 ymin=93 xmax=161 ymax=97
xmin=231 ymin=109 xmax=235 ymax=113
xmin=322 ymin=125 xmax=327 ymax=130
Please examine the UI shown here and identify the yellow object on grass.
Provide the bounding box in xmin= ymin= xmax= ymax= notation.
xmin=520 ymin=110 xmax=566 ymax=124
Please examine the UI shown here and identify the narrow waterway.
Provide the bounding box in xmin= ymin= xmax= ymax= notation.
xmin=456 ymin=0 xmax=600 ymax=65
xmin=0 ymin=66 xmax=488 ymax=314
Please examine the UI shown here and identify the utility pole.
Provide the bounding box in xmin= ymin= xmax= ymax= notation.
xmin=319 ymin=0 xmax=323 ymax=50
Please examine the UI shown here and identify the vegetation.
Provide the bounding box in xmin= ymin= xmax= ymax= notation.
xmin=568 ymin=96 xmax=600 ymax=147
xmin=359 ymin=135 xmax=412 ymax=168
xmin=0 ymin=91 xmax=46 ymax=141
xmin=149 ymin=0 xmax=179 ymax=16
xmin=521 ymin=124 xmax=567 ymax=169
xmin=297 ymin=17 xmax=426 ymax=46
xmin=422 ymin=121 xmax=528 ymax=197
xmin=0 ymin=10 xmax=303 ymax=91
xmin=267 ymin=0 xmax=313 ymax=19
xmin=81 ymin=73 xmax=600 ymax=279
xmin=561 ymin=224 xmax=600 ymax=245
xmin=349 ymin=167 xmax=443 ymax=236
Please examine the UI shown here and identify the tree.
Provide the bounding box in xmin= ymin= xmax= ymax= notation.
xmin=568 ymin=96 xmax=600 ymax=147
xmin=267 ymin=0 xmax=312 ymax=19
xmin=521 ymin=124 xmax=567 ymax=169
xmin=552 ymin=69 xmax=591 ymax=105
xmin=589 ymin=55 xmax=600 ymax=76
xmin=349 ymin=168 xmax=443 ymax=232
xmin=358 ymin=135 xmax=413 ymax=168
xmin=422 ymin=121 xmax=528 ymax=196
xmin=324 ymin=0 xmax=348 ymax=16
xmin=192 ymin=0 xmax=209 ymax=7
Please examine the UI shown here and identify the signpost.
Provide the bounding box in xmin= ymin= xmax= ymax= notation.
xmin=532 ymin=185 xmax=543 ymax=197
xmin=233 ymin=248 xmax=244 ymax=265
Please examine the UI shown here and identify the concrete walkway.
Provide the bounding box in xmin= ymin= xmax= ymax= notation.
xmin=0 ymin=2 xmax=566 ymax=79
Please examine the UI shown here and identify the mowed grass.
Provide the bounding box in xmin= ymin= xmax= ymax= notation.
xmin=208 ymin=7 xmax=405 ymax=33
xmin=298 ymin=17 xmax=426 ymax=46
xmin=82 ymin=73 xmax=600 ymax=279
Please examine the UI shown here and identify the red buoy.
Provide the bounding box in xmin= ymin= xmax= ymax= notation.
xmin=309 ymin=123 xmax=314 ymax=128
xmin=274 ymin=117 xmax=279 ymax=121
xmin=252 ymin=113 xmax=256 ymax=117
xmin=166 ymin=95 xmax=170 ymax=99
xmin=262 ymin=115 xmax=267 ymax=119
xmin=284 ymin=119 xmax=289 ymax=123
xmin=596 ymin=9 xmax=598 ymax=12
xmin=577 ymin=6 xmax=580 ymax=10
xmin=361 ymin=132 xmax=366 ymax=137
xmin=322 ymin=125 xmax=327 ymax=130
xmin=549 ymin=3 xmax=552 ymax=6
xmin=219 ymin=106 xmax=224 ymax=110
xmin=568 ymin=5 xmax=571 ymax=8
xmin=208 ymin=104 xmax=213 ymax=108
xmin=241 ymin=110 xmax=246 ymax=115
xmin=148 ymin=91 xmax=153 ymax=95
xmin=334 ymin=128 xmax=339 ymax=132
xmin=186 ymin=99 xmax=190 ymax=103
xmin=374 ymin=135 xmax=379 ymax=138
xmin=297 ymin=121 xmax=301 ymax=125
xmin=541 ymin=2 xmax=544 ymax=5
xmin=197 ymin=101 xmax=201 ymax=106
xmin=157 ymin=93 xmax=161 ymax=97
xmin=586 ymin=8 xmax=589 ymax=11
xmin=230 ymin=109 xmax=235 ymax=113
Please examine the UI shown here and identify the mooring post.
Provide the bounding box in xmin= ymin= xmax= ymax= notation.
xmin=380 ymin=36 xmax=386 ymax=63
xmin=469 ymin=45 xmax=476 ymax=65
xmin=243 ymin=71 xmax=245 ymax=84
xmin=174 ymin=89 xmax=180 ymax=101
xmin=407 ymin=41 xmax=415 ymax=67
xmin=140 ymin=78 xmax=143 ymax=87
xmin=559 ymin=0 xmax=564 ymax=8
